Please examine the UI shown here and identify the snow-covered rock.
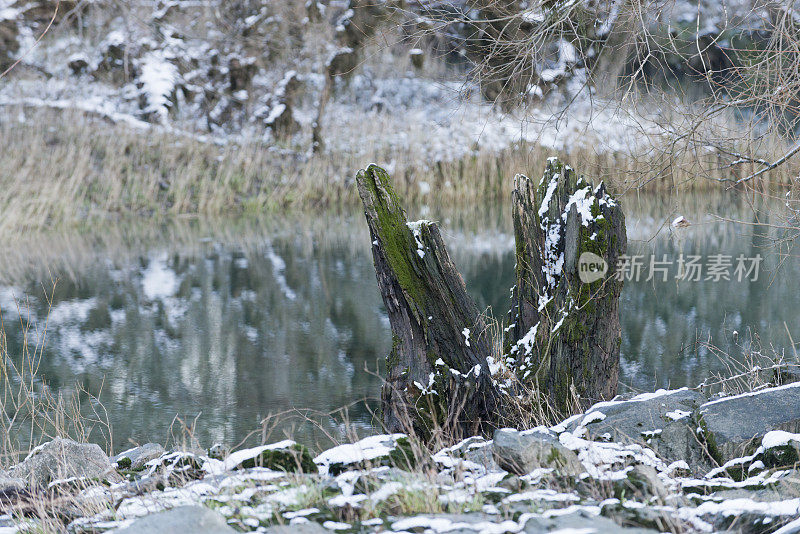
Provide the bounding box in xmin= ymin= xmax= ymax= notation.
xmin=493 ymin=427 xmax=583 ymax=475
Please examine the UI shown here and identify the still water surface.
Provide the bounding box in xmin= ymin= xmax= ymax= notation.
xmin=1 ymin=194 xmax=798 ymax=451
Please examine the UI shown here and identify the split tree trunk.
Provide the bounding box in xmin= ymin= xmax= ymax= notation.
xmin=507 ymin=158 xmax=627 ymax=415
xmin=356 ymin=165 xmax=499 ymax=440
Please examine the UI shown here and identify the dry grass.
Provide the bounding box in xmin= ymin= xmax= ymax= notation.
xmin=0 ymin=284 xmax=112 ymax=468
xmin=697 ymin=327 xmax=800 ymax=398
xmin=0 ymin=106 xmax=797 ymax=237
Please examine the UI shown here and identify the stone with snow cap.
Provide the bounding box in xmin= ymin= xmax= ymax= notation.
xmin=11 ymin=437 xmax=119 ymax=487
xmin=707 ymin=430 xmax=800 ymax=480
xmin=493 ymin=427 xmax=583 ymax=475
xmin=313 ymin=434 xmax=411 ymax=476
xmin=523 ymin=511 xmax=660 ymax=533
xmin=113 ymin=443 xmax=165 ymax=470
xmin=697 ymin=381 xmax=800 ymax=463
xmin=562 ymin=388 xmax=711 ymax=474
xmin=392 ymin=511 xmax=658 ymax=533
xmin=205 ymin=439 xmax=316 ymax=474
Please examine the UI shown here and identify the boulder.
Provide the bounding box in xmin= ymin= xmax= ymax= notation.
xmin=524 ymin=511 xmax=660 ymax=533
xmin=265 ymin=523 xmax=328 ymax=533
xmin=601 ymin=500 xmax=689 ymax=532
xmin=697 ymin=382 xmax=800 ymax=462
xmin=0 ymin=472 xmax=25 ymax=492
xmin=774 ymin=364 xmax=800 ymax=385
xmin=112 ymin=506 xmax=236 ymax=534
xmin=565 ymin=388 xmax=712 ymax=473
xmin=113 ymin=443 xmax=166 ymax=471
xmin=566 ymin=388 xmax=705 ymax=438
xmin=708 ymin=431 xmax=800 ymax=480
xmin=613 ymin=464 xmax=669 ymax=502
xmin=493 ymin=427 xmax=583 ymax=475
xmin=11 ymin=437 xmax=118 ymax=487
xmin=760 ymin=431 xmax=800 ymax=469
xmin=393 ymin=512 xmax=658 ymax=534
xmin=313 ymin=434 xmax=413 ymax=476
xmin=464 ymin=442 xmax=498 ymax=472
xmin=220 ymin=440 xmax=316 ymax=473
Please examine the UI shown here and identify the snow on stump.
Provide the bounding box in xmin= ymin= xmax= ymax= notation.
xmin=506 ymin=157 xmax=626 ymax=415
xmin=409 ymin=49 xmax=425 ymax=69
xmin=356 ymin=164 xmax=499 ymax=440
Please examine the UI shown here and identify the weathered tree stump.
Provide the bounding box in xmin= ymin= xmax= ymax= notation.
xmin=506 ymin=158 xmax=626 ymax=414
xmin=356 ymin=165 xmax=499 ymax=439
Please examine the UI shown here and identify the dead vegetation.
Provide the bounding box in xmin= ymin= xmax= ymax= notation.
xmin=0 ymin=106 xmax=796 ymax=237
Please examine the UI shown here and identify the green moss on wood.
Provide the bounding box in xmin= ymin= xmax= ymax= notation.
xmin=358 ymin=165 xmax=428 ymax=310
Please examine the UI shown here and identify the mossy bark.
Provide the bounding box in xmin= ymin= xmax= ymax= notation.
xmin=356 ymin=164 xmax=499 ymax=439
xmin=507 ymin=157 xmax=626 ymax=414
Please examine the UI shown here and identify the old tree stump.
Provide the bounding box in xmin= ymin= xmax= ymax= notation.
xmin=356 ymin=165 xmax=499 ymax=439
xmin=357 ymin=158 xmax=626 ymax=435
xmin=506 ymin=158 xmax=627 ymax=415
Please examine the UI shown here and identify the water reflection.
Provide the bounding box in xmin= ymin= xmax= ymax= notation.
xmin=0 ymin=194 xmax=797 ymax=451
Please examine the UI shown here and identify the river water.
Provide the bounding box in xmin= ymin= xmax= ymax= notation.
xmin=1 ymin=192 xmax=798 ymax=451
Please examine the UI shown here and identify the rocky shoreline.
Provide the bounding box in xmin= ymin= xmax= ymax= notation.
xmin=1 ymin=381 xmax=800 ymax=533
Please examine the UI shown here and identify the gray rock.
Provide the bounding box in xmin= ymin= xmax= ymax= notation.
xmin=567 ymin=388 xmax=711 ymax=473
xmin=264 ymin=523 xmax=328 ymax=533
xmin=0 ymin=471 xmax=25 ymax=491
xmin=112 ymin=506 xmax=236 ymax=533
xmin=775 ymin=364 xmax=800 ymax=385
xmin=697 ymin=382 xmax=800 ymax=462
xmin=208 ymin=443 xmax=228 ymax=460
xmin=567 ymin=388 xmax=705 ymax=437
xmin=464 ymin=442 xmax=498 ymax=471
xmin=524 ymin=511 xmax=659 ymax=533
xmin=493 ymin=427 xmax=583 ymax=475
xmin=614 ymin=465 xmax=669 ymax=503
xmin=601 ymin=500 xmax=689 ymax=532
xmin=11 ymin=437 xmax=118 ymax=487
xmin=113 ymin=443 xmax=165 ymax=470
xmin=392 ymin=513 xmax=658 ymax=534
xmin=714 ymin=474 xmax=800 ymax=502
xmin=437 ymin=437 xmax=498 ymax=471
